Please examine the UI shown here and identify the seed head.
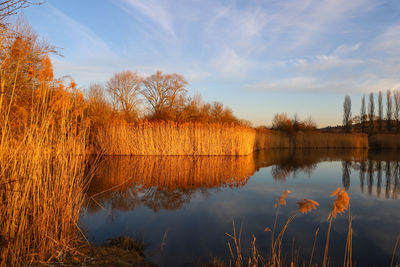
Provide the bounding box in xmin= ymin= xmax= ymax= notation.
xmin=274 ymin=190 xmax=291 ymax=208
xmin=297 ymin=199 xmax=319 ymax=214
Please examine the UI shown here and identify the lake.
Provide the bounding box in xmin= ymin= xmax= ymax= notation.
xmin=80 ymin=149 xmax=400 ymax=266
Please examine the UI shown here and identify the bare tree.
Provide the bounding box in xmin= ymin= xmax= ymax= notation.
xmin=386 ymin=89 xmax=392 ymax=132
xmin=368 ymin=92 xmax=375 ymax=133
xmin=360 ymin=94 xmax=366 ymax=133
xmin=394 ymin=89 xmax=400 ymax=132
xmin=378 ymin=91 xmax=383 ymax=132
xmin=0 ymin=0 xmax=34 ymax=26
xmin=142 ymin=71 xmax=187 ymax=119
xmin=343 ymin=94 xmax=352 ymax=132
xmin=107 ymin=71 xmax=142 ymax=120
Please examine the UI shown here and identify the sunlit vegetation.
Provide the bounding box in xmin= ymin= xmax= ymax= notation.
xmin=95 ymin=121 xmax=256 ymax=155
xmin=226 ymin=188 xmax=355 ymax=267
xmin=0 ymin=23 xmax=88 ymax=265
xmin=255 ymin=128 xmax=368 ymax=150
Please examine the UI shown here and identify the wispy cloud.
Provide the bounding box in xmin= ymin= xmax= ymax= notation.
xmin=45 ymin=4 xmax=113 ymax=58
xmin=373 ymin=23 xmax=400 ymax=56
xmin=245 ymin=75 xmax=400 ymax=94
xmin=118 ymin=0 xmax=175 ymax=37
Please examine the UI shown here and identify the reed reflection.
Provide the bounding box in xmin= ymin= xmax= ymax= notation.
xmin=255 ymin=149 xmax=367 ymax=181
xmin=86 ymin=155 xmax=255 ymax=213
xmin=86 ymin=150 xmax=400 ymax=215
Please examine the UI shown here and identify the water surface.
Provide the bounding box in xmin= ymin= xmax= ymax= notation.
xmin=80 ymin=149 xmax=400 ymax=266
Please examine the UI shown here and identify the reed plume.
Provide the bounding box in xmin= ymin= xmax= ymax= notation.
xmin=323 ymin=187 xmax=351 ymax=267
xmin=274 ymin=190 xmax=291 ymax=208
xmin=328 ymin=187 xmax=350 ymax=219
xmin=297 ymin=199 xmax=319 ymax=214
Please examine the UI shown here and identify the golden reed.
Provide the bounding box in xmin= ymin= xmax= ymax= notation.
xmin=94 ymin=124 xmax=369 ymax=156
xmin=95 ymin=121 xmax=256 ymax=155
xmin=0 ymin=30 xmax=88 ymax=265
xmin=255 ymin=129 xmax=369 ymax=150
xmin=370 ymin=134 xmax=400 ymax=149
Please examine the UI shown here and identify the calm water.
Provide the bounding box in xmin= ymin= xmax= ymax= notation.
xmin=80 ymin=150 xmax=400 ymax=267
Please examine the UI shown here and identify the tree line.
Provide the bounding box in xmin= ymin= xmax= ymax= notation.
xmin=343 ymin=90 xmax=400 ymax=133
xmin=87 ymin=70 xmax=245 ymax=128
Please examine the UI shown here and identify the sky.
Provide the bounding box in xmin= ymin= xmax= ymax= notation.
xmin=20 ymin=0 xmax=400 ymax=127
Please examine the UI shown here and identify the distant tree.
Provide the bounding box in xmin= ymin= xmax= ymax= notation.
xmin=272 ymin=113 xmax=294 ymax=134
xmin=343 ymin=95 xmax=352 ymax=132
xmin=302 ymin=116 xmax=317 ymax=130
xmin=378 ymin=91 xmax=383 ymax=132
xmin=394 ymin=89 xmax=400 ymax=132
xmin=87 ymin=82 xmax=113 ymax=133
xmin=368 ymin=92 xmax=375 ymax=133
xmin=386 ymin=89 xmax=392 ymax=132
xmin=360 ymin=95 xmax=366 ymax=132
xmin=292 ymin=113 xmax=300 ymax=131
xmin=142 ymin=71 xmax=187 ymax=120
xmin=107 ymin=71 xmax=142 ymax=120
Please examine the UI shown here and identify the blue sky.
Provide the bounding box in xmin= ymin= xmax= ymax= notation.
xmin=21 ymin=0 xmax=400 ymax=127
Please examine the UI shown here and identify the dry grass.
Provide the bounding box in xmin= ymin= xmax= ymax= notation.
xmin=255 ymin=130 xmax=368 ymax=150
xmin=95 ymin=125 xmax=368 ymax=157
xmin=369 ymin=134 xmax=400 ymax=150
xmin=95 ymin=121 xmax=256 ymax=155
xmin=0 ymin=42 xmax=88 ymax=266
xmin=226 ymin=188 xmax=355 ymax=267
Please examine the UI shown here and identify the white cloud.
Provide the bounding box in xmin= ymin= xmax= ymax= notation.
xmin=185 ymin=71 xmax=211 ymax=83
xmin=333 ymin=43 xmax=361 ymax=55
xmin=211 ymin=47 xmax=252 ymax=76
xmin=245 ymin=75 xmax=400 ymax=94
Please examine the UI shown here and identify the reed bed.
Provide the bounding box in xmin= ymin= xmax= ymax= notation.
xmin=255 ymin=130 xmax=368 ymax=150
xmin=95 ymin=121 xmax=256 ymax=155
xmin=369 ymin=134 xmax=400 ymax=150
xmin=0 ymin=90 xmax=88 ymax=264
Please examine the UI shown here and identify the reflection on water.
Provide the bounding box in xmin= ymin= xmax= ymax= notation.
xmin=87 ymin=156 xmax=254 ymax=213
xmin=81 ymin=150 xmax=400 ymax=267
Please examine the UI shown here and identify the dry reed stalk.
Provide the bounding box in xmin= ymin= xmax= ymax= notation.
xmin=309 ymin=228 xmax=319 ymax=267
xmin=391 ymin=235 xmax=400 ymax=267
xmin=226 ymin=221 xmax=244 ymax=267
xmin=323 ymin=188 xmax=350 ymax=267
xmin=96 ymin=121 xmax=256 ymax=156
xmin=343 ymin=212 xmax=353 ymax=267
xmin=370 ymin=134 xmax=400 ymax=150
xmin=255 ymin=130 xmax=368 ymax=150
xmin=0 ymin=59 xmax=88 ymax=265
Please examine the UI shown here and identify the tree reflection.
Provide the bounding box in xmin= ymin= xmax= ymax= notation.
xmin=85 ymin=150 xmax=400 ymax=215
xmin=355 ymin=158 xmax=400 ymax=199
xmin=86 ymin=155 xmax=255 ymax=213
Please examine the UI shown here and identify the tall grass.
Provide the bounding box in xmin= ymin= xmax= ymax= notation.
xmin=0 ymin=79 xmax=87 ymax=264
xmin=255 ymin=130 xmax=368 ymax=150
xmin=95 ymin=121 xmax=256 ymax=155
xmin=369 ymin=134 xmax=400 ymax=150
